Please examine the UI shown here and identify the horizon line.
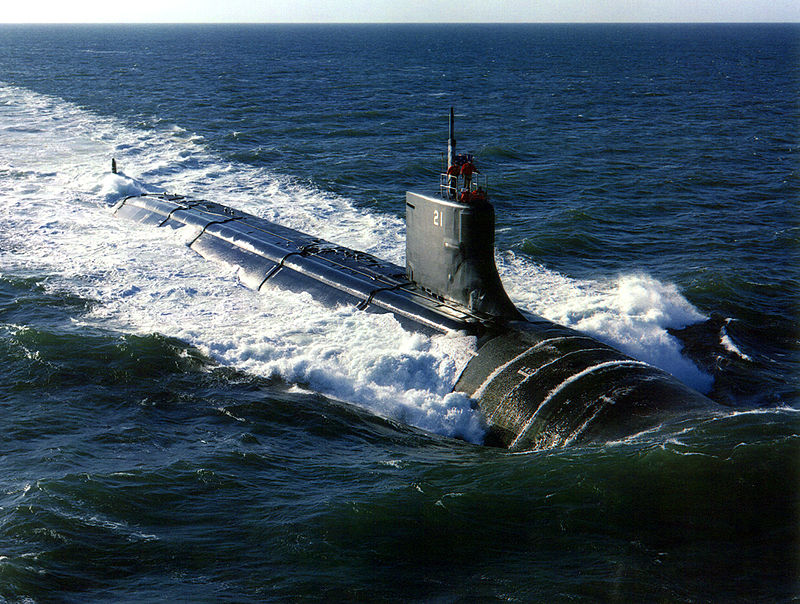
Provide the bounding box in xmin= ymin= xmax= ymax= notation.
xmin=1 ymin=21 xmax=798 ymax=25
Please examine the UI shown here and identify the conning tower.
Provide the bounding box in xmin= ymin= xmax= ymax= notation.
xmin=405 ymin=109 xmax=523 ymax=320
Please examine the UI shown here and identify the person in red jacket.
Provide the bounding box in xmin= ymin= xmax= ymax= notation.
xmin=461 ymin=160 xmax=478 ymax=192
xmin=446 ymin=163 xmax=460 ymax=199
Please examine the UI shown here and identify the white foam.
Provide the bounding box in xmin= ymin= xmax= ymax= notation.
xmin=720 ymin=320 xmax=752 ymax=361
xmin=499 ymin=253 xmax=713 ymax=393
xmin=99 ymin=171 xmax=152 ymax=201
xmin=0 ymin=83 xmax=480 ymax=442
xmin=0 ymin=83 xmax=713 ymax=444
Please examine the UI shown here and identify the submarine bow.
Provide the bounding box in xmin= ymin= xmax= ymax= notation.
xmin=113 ymin=189 xmax=712 ymax=451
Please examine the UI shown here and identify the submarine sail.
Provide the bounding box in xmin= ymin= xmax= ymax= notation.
xmin=113 ymin=110 xmax=714 ymax=450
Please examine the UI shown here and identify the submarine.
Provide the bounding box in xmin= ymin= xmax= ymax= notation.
xmin=113 ymin=109 xmax=713 ymax=451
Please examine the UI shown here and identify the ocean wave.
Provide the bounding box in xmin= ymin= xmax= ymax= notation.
xmin=499 ymin=252 xmax=713 ymax=392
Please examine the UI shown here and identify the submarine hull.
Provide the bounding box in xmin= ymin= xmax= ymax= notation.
xmin=114 ymin=193 xmax=714 ymax=450
xmin=114 ymin=194 xmax=481 ymax=334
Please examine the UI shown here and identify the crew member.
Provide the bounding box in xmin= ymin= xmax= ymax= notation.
xmin=446 ymin=162 xmax=460 ymax=199
xmin=461 ymin=159 xmax=478 ymax=192
xmin=472 ymin=187 xmax=487 ymax=204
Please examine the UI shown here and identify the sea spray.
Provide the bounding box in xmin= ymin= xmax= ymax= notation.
xmin=499 ymin=252 xmax=713 ymax=392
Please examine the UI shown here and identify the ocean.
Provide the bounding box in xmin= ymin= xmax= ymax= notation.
xmin=0 ymin=23 xmax=797 ymax=601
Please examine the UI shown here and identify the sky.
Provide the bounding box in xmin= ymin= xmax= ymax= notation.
xmin=1 ymin=0 xmax=798 ymax=24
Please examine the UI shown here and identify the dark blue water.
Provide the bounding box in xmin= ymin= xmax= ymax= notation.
xmin=0 ymin=24 xmax=798 ymax=601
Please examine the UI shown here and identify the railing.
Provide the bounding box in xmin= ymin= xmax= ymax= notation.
xmin=439 ymin=172 xmax=489 ymax=202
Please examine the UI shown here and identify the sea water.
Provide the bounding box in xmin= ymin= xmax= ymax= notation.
xmin=0 ymin=24 xmax=797 ymax=601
